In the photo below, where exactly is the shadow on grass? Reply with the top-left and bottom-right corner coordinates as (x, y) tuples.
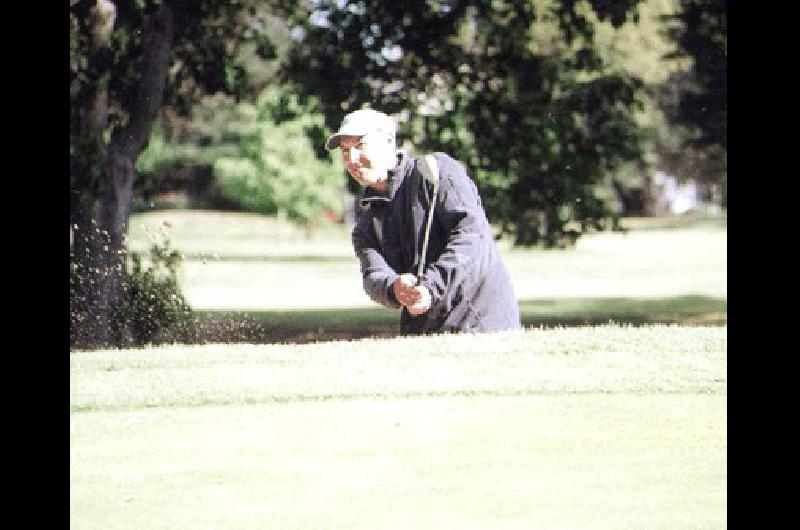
(518, 295), (727, 325)
(181, 254), (353, 263)
(188, 295), (726, 345)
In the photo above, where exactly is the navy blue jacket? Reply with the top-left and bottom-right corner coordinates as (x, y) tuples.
(352, 152), (521, 334)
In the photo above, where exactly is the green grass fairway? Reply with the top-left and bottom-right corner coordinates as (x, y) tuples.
(127, 211), (727, 312)
(71, 325), (727, 529)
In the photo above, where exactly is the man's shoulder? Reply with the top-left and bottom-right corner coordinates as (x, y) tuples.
(428, 152), (468, 179)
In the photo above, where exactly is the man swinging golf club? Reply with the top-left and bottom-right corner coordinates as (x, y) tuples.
(326, 108), (520, 335)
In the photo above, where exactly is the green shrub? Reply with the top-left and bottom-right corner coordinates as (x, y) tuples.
(212, 87), (347, 228)
(113, 237), (195, 347)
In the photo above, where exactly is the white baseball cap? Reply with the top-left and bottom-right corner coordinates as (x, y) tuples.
(325, 108), (397, 150)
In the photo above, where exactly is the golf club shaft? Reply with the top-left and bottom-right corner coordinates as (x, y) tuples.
(417, 188), (438, 282)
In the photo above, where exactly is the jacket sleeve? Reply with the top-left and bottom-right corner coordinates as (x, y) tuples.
(419, 154), (490, 312)
(352, 211), (401, 309)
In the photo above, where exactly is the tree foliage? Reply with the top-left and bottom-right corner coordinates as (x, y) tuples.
(664, 0), (726, 150)
(136, 87), (347, 227)
(211, 88), (347, 226)
(655, 0), (726, 205)
(286, 0), (647, 246)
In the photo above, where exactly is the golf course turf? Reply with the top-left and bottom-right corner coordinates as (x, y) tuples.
(71, 325), (726, 529)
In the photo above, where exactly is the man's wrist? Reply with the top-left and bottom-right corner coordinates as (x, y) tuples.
(386, 273), (400, 306)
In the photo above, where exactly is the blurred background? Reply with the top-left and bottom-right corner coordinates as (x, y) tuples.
(69, 0), (726, 349)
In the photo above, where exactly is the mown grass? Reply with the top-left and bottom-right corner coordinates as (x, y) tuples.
(71, 325), (726, 412)
(71, 325), (726, 529)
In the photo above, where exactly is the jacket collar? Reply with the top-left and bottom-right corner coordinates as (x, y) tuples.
(359, 151), (412, 209)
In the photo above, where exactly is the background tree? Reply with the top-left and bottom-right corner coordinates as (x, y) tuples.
(664, 0), (726, 149)
(286, 0), (648, 246)
(659, 0), (726, 205)
(69, 0), (292, 348)
(574, 0), (711, 216)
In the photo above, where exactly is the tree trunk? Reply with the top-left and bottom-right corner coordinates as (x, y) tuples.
(71, 3), (175, 348)
(640, 164), (656, 217)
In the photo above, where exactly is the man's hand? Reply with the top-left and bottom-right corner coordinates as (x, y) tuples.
(393, 273), (420, 307)
(406, 284), (432, 315)
(393, 273), (432, 315)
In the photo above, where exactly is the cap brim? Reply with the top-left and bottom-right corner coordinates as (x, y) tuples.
(325, 127), (369, 150)
(325, 134), (345, 151)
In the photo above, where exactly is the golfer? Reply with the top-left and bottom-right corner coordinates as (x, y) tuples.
(326, 108), (521, 335)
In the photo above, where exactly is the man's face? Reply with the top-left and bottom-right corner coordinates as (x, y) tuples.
(340, 133), (395, 187)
